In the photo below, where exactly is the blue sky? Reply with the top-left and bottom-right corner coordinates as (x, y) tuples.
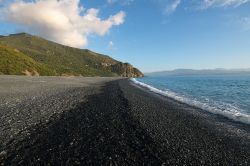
(0, 0), (250, 72)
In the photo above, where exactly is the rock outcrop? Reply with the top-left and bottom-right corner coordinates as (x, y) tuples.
(111, 63), (144, 77)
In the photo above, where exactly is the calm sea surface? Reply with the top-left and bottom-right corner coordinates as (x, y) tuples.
(134, 74), (250, 124)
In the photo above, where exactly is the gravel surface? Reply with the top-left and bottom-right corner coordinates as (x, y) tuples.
(0, 76), (118, 164)
(0, 76), (250, 165)
(120, 79), (250, 165)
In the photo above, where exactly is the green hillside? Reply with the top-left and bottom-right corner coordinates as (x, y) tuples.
(0, 33), (143, 77)
(0, 44), (56, 76)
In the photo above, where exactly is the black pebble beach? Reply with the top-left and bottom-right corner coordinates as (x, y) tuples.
(0, 76), (250, 165)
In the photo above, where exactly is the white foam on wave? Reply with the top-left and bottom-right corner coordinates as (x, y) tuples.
(131, 78), (250, 125)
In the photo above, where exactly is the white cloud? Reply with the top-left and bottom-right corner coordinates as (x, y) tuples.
(108, 41), (114, 49)
(107, 0), (118, 4)
(164, 0), (181, 15)
(107, 0), (134, 5)
(2, 0), (125, 48)
(241, 17), (250, 30)
(199, 0), (249, 9)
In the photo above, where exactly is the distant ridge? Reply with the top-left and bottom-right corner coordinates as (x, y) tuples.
(146, 69), (250, 76)
(0, 33), (143, 77)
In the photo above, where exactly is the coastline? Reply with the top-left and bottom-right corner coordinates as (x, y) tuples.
(131, 78), (250, 125)
(1, 76), (250, 165)
(122, 79), (250, 164)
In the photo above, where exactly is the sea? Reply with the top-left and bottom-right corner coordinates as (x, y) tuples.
(132, 74), (250, 124)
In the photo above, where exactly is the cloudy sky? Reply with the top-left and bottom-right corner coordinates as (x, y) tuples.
(0, 0), (250, 72)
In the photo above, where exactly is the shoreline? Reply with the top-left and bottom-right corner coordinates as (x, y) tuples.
(128, 79), (250, 136)
(1, 77), (250, 164)
(121, 79), (250, 164)
(131, 78), (250, 125)
(130, 79), (250, 131)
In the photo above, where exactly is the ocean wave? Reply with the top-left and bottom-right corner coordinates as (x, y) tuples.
(131, 78), (250, 125)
